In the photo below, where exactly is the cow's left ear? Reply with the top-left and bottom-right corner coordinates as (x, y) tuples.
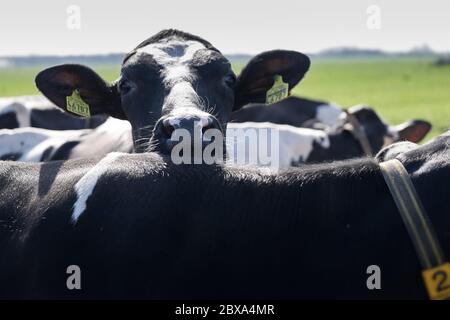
(35, 64), (125, 119)
(233, 50), (310, 110)
(394, 120), (432, 143)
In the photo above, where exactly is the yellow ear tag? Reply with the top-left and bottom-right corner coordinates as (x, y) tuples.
(266, 75), (289, 104)
(422, 263), (450, 300)
(66, 89), (91, 117)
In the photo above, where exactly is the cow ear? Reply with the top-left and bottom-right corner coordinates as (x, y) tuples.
(233, 50), (310, 110)
(35, 64), (125, 119)
(395, 120), (432, 143)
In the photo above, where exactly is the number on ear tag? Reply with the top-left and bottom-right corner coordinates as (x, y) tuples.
(422, 263), (450, 300)
(266, 75), (289, 104)
(66, 89), (91, 117)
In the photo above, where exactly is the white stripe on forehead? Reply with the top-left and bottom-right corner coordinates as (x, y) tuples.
(136, 37), (207, 111)
(164, 82), (201, 109)
(136, 38), (206, 85)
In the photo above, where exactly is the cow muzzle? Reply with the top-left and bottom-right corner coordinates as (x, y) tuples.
(152, 113), (224, 159)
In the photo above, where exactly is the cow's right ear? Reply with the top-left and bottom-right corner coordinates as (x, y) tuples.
(233, 50), (310, 111)
(35, 64), (125, 119)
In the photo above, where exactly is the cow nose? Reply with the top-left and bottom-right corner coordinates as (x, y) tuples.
(161, 119), (176, 138)
(161, 116), (220, 138)
(153, 114), (223, 153)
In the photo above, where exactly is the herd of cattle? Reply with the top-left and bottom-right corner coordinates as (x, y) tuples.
(0, 95), (431, 166)
(0, 29), (448, 299)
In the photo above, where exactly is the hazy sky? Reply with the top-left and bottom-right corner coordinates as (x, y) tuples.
(1, 0), (449, 56)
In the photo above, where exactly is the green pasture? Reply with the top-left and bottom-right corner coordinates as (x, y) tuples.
(0, 58), (449, 140)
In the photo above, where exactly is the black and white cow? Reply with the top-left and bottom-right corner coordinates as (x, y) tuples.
(1, 130), (450, 299)
(35, 29), (310, 155)
(231, 95), (343, 129)
(300, 105), (430, 162)
(0, 117), (132, 161)
(0, 96), (107, 130)
(229, 105), (431, 167)
(231, 96), (432, 148)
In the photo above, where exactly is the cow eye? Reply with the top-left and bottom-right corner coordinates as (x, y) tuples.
(119, 79), (133, 95)
(224, 74), (236, 88)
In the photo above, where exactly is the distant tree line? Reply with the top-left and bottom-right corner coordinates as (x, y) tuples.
(1, 46), (449, 68)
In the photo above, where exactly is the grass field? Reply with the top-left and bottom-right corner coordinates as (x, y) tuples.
(1, 58), (449, 140)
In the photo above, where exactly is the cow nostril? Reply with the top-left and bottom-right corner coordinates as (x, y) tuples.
(162, 122), (175, 138)
(202, 123), (215, 134)
(202, 117), (222, 134)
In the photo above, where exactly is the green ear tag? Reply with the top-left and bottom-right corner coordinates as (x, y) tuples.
(66, 89), (91, 117)
(266, 75), (289, 104)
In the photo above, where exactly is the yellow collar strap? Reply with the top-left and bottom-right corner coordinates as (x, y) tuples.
(380, 159), (450, 300)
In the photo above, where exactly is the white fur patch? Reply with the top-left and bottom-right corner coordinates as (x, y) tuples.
(95, 117), (131, 134)
(137, 39), (205, 83)
(226, 122), (330, 169)
(164, 82), (201, 110)
(315, 103), (344, 129)
(0, 127), (89, 162)
(0, 117), (131, 162)
(278, 125), (330, 166)
(0, 95), (53, 110)
(72, 152), (124, 223)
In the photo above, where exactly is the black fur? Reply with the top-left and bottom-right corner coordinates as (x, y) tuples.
(0, 112), (19, 129)
(231, 96), (329, 127)
(0, 132), (449, 299)
(30, 108), (107, 130)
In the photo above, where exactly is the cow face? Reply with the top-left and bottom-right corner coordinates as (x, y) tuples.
(35, 29), (310, 155)
(344, 105), (431, 152)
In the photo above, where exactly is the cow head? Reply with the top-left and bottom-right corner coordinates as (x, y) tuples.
(35, 29), (310, 156)
(343, 105), (431, 154)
